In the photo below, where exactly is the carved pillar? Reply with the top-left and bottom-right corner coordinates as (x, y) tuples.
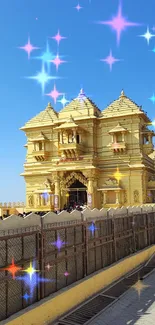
(122, 132), (125, 142)
(37, 194), (40, 207)
(41, 195), (44, 206)
(60, 132), (63, 144)
(87, 177), (95, 208)
(148, 134), (152, 144)
(73, 129), (77, 143)
(54, 176), (60, 210)
(103, 191), (107, 205)
(114, 134), (117, 143)
(111, 133), (114, 143)
(115, 191), (120, 205)
(34, 194), (37, 208)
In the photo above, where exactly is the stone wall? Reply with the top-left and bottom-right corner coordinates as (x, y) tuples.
(0, 204), (155, 232)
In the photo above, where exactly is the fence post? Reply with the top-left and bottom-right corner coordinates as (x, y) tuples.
(112, 217), (117, 262)
(146, 213), (150, 246)
(132, 214), (136, 252)
(83, 220), (88, 277)
(40, 217), (45, 299)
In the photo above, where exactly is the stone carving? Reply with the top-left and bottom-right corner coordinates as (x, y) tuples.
(28, 194), (34, 206)
(44, 178), (51, 188)
(124, 191), (127, 203)
(63, 172), (88, 187)
(104, 178), (118, 186)
(134, 190), (139, 203)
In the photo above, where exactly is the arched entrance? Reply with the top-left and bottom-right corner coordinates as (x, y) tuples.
(68, 179), (87, 207)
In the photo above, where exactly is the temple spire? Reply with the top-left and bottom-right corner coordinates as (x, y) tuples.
(78, 88), (86, 97)
(119, 89), (126, 98)
(46, 102), (52, 110)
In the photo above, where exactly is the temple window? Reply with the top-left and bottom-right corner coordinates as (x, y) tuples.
(68, 132), (73, 143)
(116, 133), (122, 143)
(143, 135), (149, 145)
(39, 142), (43, 150)
(76, 134), (80, 143)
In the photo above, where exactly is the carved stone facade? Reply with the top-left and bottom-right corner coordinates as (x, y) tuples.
(20, 90), (155, 211)
(133, 190), (139, 203)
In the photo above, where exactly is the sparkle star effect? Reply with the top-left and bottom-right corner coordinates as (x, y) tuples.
(64, 271), (70, 277)
(51, 30), (66, 46)
(35, 42), (55, 72)
(23, 261), (39, 281)
(51, 234), (66, 251)
(98, 3), (140, 45)
(101, 50), (120, 71)
(139, 27), (155, 45)
(88, 222), (98, 236)
(75, 4), (82, 11)
(16, 272), (52, 295)
(46, 84), (63, 104)
(132, 280), (149, 298)
(51, 54), (66, 71)
(58, 94), (70, 107)
(19, 37), (39, 59)
(1, 258), (22, 280)
(45, 263), (53, 271)
(149, 94), (155, 104)
(27, 64), (59, 95)
(22, 292), (32, 302)
(113, 167), (124, 183)
(152, 47), (155, 53)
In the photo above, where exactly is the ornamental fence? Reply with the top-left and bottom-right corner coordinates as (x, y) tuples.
(0, 210), (155, 321)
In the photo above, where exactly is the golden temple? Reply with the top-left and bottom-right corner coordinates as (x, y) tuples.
(20, 89), (155, 212)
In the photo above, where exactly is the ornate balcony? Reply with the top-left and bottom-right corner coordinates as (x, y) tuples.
(59, 142), (85, 157)
(110, 142), (126, 152)
(32, 150), (50, 161)
(142, 143), (154, 155)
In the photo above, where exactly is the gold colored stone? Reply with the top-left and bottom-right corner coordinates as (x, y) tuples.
(20, 90), (155, 211)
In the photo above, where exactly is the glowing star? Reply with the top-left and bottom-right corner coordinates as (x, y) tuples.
(51, 30), (66, 46)
(23, 292), (31, 301)
(139, 27), (155, 45)
(75, 4), (82, 11)
(35, 42), (55, 71)
(46, 84), (63, 104)
(113, 167), (124, 183)
(19, 37), (39, 59)
(64, 271), (70, 277)
(51, 234), (66, 251)
(101, 50), (120, 71)
(98, 3), (140, 45)
(151, 120), (155, 127)
(152, 47), (155, 53)
(45, 263), (53, 271)
(88, 222), (97, 236)
(27, 64), (59, 94)
(149, 94), (155, 104)
(2, 258), (22, 280)
(51, 54), (66, 71)
(23, 262), (39, 281)
(132, 280), (149, 298)
(58, 94), (69, 107)
(16, 273), (52, 296)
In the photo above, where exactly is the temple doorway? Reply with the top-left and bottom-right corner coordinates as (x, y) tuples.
(68, 180), (87, 207)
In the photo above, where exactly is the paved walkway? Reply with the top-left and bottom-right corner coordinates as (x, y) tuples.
(89, 271), (155, 325)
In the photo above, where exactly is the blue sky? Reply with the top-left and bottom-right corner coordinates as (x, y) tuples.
(1, 0), (155, 202)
